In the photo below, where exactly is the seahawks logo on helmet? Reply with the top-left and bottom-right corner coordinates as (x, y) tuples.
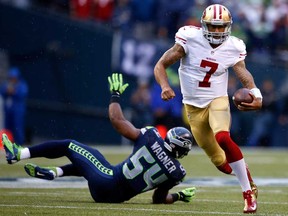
(164, 127), (194, 159)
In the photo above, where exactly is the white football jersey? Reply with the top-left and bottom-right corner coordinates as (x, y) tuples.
(175, 25), (247, 108)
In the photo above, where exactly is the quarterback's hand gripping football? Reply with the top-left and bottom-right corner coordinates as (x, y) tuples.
(178, 187), (196, 202)
(108, 73), (129, 95)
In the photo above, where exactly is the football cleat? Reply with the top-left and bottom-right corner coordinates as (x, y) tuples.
(243, 190), (257, 214)
(245, 164), (258, 198)
(24, 163), (56, 181)
(250, 181), (258, 199)
(2, 133), (23, 164)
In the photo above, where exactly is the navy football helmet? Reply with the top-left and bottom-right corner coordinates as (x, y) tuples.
(164, 127), (194, 159)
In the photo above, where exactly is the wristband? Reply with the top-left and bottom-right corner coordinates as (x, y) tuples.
(171, 193), (179, 202)
(110, 92), (120, 103)
(250, 88), (263, 100)
(178, 191), (185, 201)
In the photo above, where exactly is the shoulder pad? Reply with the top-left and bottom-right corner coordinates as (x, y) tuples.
(230, 36), (246, 53)
(140, 126), (155, 134)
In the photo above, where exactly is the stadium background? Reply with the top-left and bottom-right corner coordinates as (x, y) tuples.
(0, 1), (287, 146)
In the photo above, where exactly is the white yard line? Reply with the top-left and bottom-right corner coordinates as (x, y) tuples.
(0, 204), (287, 216)
(0, 177), (288, 188)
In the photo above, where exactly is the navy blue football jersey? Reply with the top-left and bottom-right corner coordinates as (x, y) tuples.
(51, 127), (187, 203)
(113, 127), (186, 201)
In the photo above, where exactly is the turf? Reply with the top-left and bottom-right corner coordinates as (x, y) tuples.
(0, 147), (288, 215)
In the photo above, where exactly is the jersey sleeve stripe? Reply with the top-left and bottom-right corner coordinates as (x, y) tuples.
(175, 36), (187, 44)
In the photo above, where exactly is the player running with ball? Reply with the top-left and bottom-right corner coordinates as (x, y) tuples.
(154, 4), (262, 214)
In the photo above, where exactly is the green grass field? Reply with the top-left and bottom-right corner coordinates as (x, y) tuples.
(0, 146), (288, 215)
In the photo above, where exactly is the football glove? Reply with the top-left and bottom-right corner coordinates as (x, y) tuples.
(177, 187), (196, 202)
(108, 73), (129, 95)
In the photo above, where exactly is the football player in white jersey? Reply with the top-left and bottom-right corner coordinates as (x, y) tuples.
(154, 4), (262, 214)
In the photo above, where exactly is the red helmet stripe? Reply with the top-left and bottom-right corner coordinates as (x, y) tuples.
(219, 5), (222, 19)
(213, 5), (217, 19)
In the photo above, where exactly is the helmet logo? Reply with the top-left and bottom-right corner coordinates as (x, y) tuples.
(164, 127), (194, 159)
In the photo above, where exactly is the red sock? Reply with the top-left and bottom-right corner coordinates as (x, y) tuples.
(215, 131), (243, 163)
(216, 161), (233, 174)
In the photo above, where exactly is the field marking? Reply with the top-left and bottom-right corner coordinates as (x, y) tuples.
(0, 204), (287, 216)
(1, 176), (288, 188)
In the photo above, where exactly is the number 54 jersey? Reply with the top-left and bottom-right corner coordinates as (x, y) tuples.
(175, 25), (247, 108)
(115, 127), (186, 201)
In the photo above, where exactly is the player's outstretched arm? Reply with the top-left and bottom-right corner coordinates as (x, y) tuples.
(152, 187), (196, 204)
(108, 73), (140, 141)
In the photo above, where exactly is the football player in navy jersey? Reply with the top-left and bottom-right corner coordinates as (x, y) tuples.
(3, 73), (196, 204)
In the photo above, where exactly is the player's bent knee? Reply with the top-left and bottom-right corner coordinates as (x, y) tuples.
(211, 154), (226, 167)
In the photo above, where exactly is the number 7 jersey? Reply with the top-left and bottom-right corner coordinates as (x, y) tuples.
(175, 25), (247, 108)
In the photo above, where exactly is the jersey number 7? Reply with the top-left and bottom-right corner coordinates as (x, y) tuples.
(199, 60), (219, 87)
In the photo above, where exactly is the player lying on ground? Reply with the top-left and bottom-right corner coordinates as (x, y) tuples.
(3, 73), (196, 204)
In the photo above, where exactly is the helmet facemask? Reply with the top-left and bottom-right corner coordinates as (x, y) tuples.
(201, 4), (233, 45)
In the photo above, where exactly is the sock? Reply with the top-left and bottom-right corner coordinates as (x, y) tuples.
(216, 161), (234, 175)
(19, 148), (31, 160)
(229, 159), (251, 192)
(215, 131), (243, 162)
(56, 167), (64, 177)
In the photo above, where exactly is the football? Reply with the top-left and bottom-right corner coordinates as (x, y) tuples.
(232, 88), (253, 107)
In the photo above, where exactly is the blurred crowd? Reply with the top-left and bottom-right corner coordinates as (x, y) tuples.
(128, 68), (288, 147)
(1, 0), (288, 147)
(2, 0), (288, 60)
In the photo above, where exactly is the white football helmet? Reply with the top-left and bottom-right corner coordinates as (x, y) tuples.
(201, 4), (233, 44)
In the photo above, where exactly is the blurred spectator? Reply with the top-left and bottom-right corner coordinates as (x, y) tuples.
(274, 93), (288, 147)
(264, 0), (288, 55)
(0, 67), (28, 145)
(185, 0), (204, 27)
(150, 68), (184, 132)
(92, 0), (114, 23)
(130, 78), (153, 128)
(247, 79), (278, 147)
(70, 0), (93, 20)
(130, 0), (158, 39)
(272, 72), (288, 147)
(238, 1), (270, 53)
(157, 0), (193, 40)
(32, 0), (69, 13)
(111, 0), (132, 32)
(70, 0), (114, 22)
(0, 0), (31, 8)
